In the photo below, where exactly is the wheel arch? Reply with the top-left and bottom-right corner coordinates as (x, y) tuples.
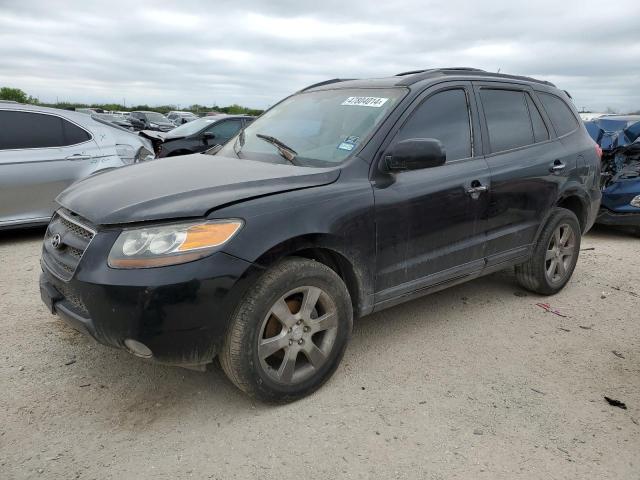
(252, 234), (371, 318)
(556, 190), (589, 232)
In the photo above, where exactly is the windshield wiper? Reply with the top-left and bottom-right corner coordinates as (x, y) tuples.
(256, 133), (298, 165)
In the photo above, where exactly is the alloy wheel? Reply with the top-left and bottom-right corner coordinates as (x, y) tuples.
(545, 223), (576, 284)
(258, 286), (338, 385)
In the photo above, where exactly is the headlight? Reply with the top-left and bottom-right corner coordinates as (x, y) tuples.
(631, 195), (640, 208)
(108, 220), (243, 268)
(134, 146), (155, 163)
(115, 144), (135, 164)
(149, 122), (159, 128)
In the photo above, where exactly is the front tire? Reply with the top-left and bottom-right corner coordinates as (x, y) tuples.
(515, 207), (581, 295)
(220, 257), (353, 403)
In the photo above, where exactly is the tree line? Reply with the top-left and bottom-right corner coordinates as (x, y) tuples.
(0, 87), (264, 116)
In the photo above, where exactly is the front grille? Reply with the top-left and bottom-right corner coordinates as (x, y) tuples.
(42, 209), (96, 282)
(49, 275), (90, 317)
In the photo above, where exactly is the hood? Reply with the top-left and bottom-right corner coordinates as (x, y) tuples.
(139, 130), (186, 142)
(56, 154), (340, 225)
(139, 130), (170, 141)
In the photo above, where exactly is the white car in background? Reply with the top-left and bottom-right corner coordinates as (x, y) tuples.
(0, 104), (154, 229)
(579, 112), (607, 121)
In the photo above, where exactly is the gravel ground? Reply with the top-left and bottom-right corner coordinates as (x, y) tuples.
(1, 226), (638, 480)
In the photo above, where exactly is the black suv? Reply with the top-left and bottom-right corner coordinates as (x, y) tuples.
(40, 68), (601, 402)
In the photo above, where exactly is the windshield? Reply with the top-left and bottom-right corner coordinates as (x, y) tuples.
(145, 112), (171, 123)
(169, 117), (219, 137)
(217, 88), (406, 166)
(95, 113), (127, 122)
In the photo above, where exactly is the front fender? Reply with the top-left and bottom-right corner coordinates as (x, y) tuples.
(214, 178), (376, 314)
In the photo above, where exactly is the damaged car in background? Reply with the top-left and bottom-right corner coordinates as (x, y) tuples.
(584, 115), (640, 235)
(129, 111), (176, 132)
(139, 115), (253, 157)
(0, 104), (154, 230)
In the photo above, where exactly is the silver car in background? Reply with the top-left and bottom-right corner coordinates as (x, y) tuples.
(0, 103), (154, 229)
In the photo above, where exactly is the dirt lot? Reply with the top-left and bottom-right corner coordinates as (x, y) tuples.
(0, 226), (638, 479)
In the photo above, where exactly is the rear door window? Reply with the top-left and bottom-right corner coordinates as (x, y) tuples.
(0, 110), (90, 150)
(525, 94), (549, 143)
(537, 92), (579, 136)
(480, 89), (534, 153)
(396, 88), (472, 161)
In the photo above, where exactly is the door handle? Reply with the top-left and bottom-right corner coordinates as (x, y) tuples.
(466, 184), (488, 195)
(549, 160), (566, 173)
(66, 154), (91, 161)
(467, 185), (489, 194)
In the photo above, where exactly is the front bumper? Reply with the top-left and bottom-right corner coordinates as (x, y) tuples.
(40, 249), (260, 368)
(596, 207), (640, 228)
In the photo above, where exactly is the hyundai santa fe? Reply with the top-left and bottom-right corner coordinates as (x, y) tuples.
(39, 68), (602, 402)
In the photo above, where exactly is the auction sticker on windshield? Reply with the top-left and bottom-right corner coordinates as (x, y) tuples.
(341, 97), (389, 108)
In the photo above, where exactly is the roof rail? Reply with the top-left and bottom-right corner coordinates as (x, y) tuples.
(299, 78), (353, 92)
(395, 67), (485, 77)
(395, 68), (555, 87)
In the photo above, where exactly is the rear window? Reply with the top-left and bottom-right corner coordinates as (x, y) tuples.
(480, 89), (534, 152)
(0, 110), (91, 150)
(538, 92), (579, 136)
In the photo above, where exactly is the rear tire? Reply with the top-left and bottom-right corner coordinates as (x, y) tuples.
(220, 257), (353, 403)
(515, 207), (581, 295)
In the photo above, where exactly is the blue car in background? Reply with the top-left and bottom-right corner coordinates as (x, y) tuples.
(584, 115), (640, 236)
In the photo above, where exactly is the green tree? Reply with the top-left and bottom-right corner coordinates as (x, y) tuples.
(0, 87), (29, 103)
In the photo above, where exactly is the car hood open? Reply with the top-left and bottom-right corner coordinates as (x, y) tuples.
(56, 153), (340, 225)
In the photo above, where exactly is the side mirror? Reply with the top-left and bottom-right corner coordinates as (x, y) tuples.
(382, 138), (446, 172)
(203, 132), (216, 141)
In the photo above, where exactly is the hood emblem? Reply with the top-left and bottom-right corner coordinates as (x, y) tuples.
(51, 233), (63, 250)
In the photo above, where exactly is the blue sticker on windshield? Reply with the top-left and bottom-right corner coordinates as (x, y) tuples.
(338, 136), (359, 151)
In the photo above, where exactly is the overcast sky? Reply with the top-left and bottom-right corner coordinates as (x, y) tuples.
(1, 0), (639, 111)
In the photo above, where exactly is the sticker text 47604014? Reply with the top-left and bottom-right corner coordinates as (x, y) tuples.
(341, 97), (389, 108)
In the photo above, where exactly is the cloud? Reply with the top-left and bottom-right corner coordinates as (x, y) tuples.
(0, 0), (638, 111)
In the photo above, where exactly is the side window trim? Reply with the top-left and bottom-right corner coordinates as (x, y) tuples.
(524, 92), (550, 142)
(394, 85), (476, 162)
(526, 89), (556, 140)
(0, 109), (93, 151)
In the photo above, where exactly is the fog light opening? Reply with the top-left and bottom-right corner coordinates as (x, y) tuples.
(124, 339), (153, 358)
